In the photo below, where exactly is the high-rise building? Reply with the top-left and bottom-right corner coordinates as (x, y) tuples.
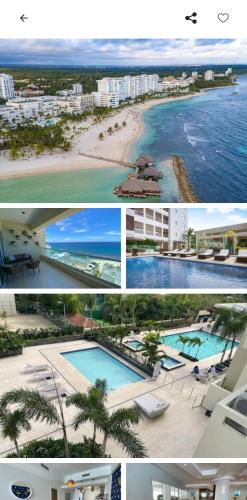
(204, 70), (214, 81)
(72, 83), (83, 95)
(126, 208), (188, 250)
(0, 74), (15, 100)
(96, 74), (159, 105)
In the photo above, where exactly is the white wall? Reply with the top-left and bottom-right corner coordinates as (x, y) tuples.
(229, 485), (247, 500)
(0, 220), (45, 259)
(0, 464), (62, 500)
(126, 464), (184, 500)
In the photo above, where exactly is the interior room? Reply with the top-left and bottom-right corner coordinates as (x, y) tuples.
(0, 462), (121, 500)
(126, 463), (247, 500)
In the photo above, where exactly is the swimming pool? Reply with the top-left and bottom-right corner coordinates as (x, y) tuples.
(160, 330), (239, 360)
(161, 355), (185, 370)
(62, 347), (144, 390)
(123, 340), (144, 351)
(126, 257), (247, 288)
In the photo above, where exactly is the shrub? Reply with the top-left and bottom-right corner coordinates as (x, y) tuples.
(0, 330), (23, 354)
(7, 437), (104, 458)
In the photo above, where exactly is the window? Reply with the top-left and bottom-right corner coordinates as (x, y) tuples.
(152, 481), (164, 500)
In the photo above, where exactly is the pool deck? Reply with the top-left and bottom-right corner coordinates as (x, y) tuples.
(0, 322), (237, 458)
(126, 253), (247, 268)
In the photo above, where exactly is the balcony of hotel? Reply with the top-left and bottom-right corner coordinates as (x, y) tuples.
(0, 209), (121, 289)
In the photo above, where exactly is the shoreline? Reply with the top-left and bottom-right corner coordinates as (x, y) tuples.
(0, 93), (196, 181)
(170, 155), (199, 203)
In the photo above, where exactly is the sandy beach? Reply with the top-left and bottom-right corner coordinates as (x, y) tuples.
(0, 94), (195, 180)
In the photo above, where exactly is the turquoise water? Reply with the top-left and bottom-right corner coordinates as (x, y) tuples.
(50, 241), (121, 260)
(160, 330), (239, 360)
(62, 347), (144, 390)
(125, 340), (144, 351)
(162, 355), (183, 369)
(2, 76), (247, 202)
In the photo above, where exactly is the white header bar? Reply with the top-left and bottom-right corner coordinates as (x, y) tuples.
(0, 0), (245, 38)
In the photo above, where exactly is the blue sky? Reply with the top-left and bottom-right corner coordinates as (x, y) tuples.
(188, 208), (247, 230)
(46, 209), (121, 242)
(1, 39), (247, 65)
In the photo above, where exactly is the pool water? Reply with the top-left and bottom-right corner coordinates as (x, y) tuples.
(126, 257), (247, 288)
(62, 347), (144, 390)
(162, 355), (184, 370)
(124, 340), (144, 351)
(160, 330), (239, 360)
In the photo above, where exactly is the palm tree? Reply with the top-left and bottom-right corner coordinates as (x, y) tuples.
(176, 334), (189, 353)
(193, 337), (204, 359)
(85, 295), (96, 332)
(66, 379), (107, 451)
(0, 408), (31, 457)
(100, 406), (147, 458)
(182, 227), (195, 250)
(212, 307), (247, 361)
(0, 381), (70, 457)
(141, 332), (164, 369)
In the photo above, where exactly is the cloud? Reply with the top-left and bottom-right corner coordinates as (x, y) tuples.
(227, 214), (247, 224)
(1, 39), (247, 65)
(105, 231), (121, 235)
(74, 229), (88, 233)
(206, 208), (235, 214)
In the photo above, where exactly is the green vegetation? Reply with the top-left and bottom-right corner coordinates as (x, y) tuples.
(0, 378), (146, 458)
(3, 122), (71, 159)
(212, 307), (247, 361)
(7, 437), (103, 458)
(0, 330), (23, 355)
(182, 227), (196, 249)
(141, 332), (164, 369)
(0, 97), (6, 105)
(175, 334), (204, 361)
(190, 77), (235, 92)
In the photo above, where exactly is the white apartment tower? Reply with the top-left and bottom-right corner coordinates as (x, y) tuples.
(204, 70), (214, 81)
(0, 74), (15, 100)
(126, 208), (188, 250)
(96, 74), (159, 106)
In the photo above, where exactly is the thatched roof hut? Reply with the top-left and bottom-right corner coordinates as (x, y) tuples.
(141, 166), (159, 180)
(114, 179), (160, 198)
(135, 155), (154, 168)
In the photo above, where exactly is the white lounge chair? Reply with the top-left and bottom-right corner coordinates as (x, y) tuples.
(236, 249), (247, 263)
(214, 249), (230, 261)
(180, 248), (196, 257)
(169, 249), (181, 256)
(39, 386), (67, 400)
(30, 370), (59, 382)
(134, 393), (170, 418)
(22, 363), (50, 374)
(198, 249), (214, 259)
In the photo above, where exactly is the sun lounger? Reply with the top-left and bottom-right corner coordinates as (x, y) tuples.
(214, 249), (230, 261)
(169, 249), (181, 256)
(236, 249), (247, 263)
(22, 363), (50, 374)
(180, 248), (196, 257)
(198, 249), (214, 259)
(134, 393), (170, 418)
(36, 382), (63, 392)
(39, 386), (67, 400)
(31, 370), (59, 381)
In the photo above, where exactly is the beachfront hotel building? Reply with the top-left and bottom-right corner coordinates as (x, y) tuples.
(96, 74), (160, 103)
(204, 70), (214, 81)
(126, 208), (188, 250)
(0, 74), (15, 100)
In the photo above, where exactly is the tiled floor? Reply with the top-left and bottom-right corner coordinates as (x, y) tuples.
(4, 260), (90, 289)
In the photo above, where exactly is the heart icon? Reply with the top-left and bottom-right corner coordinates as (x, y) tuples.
(218, 12), (229, 23)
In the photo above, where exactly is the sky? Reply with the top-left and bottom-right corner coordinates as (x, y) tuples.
(1, 39), (247, 66)
(188, 208), (247, 231)
(46, 208), (121, 243)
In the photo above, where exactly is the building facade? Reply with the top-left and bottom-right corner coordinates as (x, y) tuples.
(126, 208), (188, 250)
(0, 74), (15, 100)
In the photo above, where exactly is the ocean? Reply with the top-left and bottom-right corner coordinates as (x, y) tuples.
(0, 75), (247, 202)
(48, 241), (121, 261)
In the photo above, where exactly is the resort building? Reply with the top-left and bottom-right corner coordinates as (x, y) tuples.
(0, 73), (15, 100)
(204, 70), (214, 81)
(126, 208), (188, 250)
(0, 463), (121, 500)
(92, 91), (119, 108)
(195, 222), (247, 253)
(127, 463), (247, 500)
(96, 74), (160, 103)
(0, 208), (121, 288)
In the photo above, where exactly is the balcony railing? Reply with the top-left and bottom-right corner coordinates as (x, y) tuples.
(40, 247), (121, 286)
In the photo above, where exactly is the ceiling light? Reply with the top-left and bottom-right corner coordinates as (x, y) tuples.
(66, 479), (75, 488)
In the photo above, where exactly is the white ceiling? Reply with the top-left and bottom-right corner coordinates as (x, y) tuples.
(0, 208), (43, 224)
(156, 464), (247, 487)
(12, 463), (115, 482)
